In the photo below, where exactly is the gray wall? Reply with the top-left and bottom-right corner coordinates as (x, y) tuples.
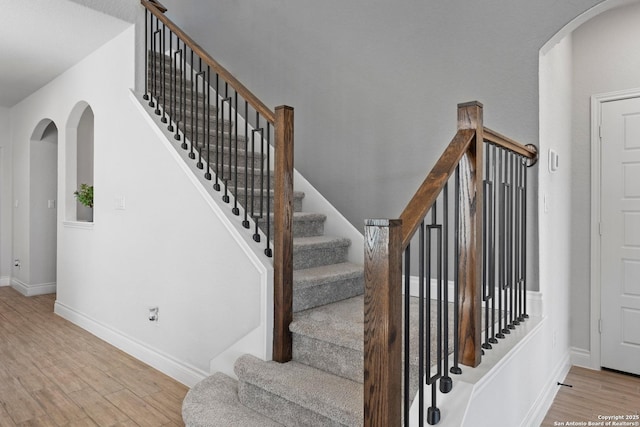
(29, 122), (58, 286)
(158, 0), (607, 290)
(570, 1), (640, 351)
(77, 107), (95, 222)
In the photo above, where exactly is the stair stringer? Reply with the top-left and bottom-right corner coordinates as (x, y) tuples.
(130, 90), (274, 379)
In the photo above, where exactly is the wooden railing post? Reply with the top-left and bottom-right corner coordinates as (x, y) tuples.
(456, 101), (484, 367)
(273, 105), (294, 363)
(364, 219), (403, 427)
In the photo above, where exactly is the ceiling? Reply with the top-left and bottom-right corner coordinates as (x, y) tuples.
(0, 0), (133, 108)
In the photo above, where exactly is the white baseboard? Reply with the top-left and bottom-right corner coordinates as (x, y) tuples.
(11, 279), (57, 296)
(0, 276), (10, 287)
(521, 351), (571, 427)
(570, 347), (593, 369)
(54, 301), (208, 387)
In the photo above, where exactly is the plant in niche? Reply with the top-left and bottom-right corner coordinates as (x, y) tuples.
(74, 184), (94, 208)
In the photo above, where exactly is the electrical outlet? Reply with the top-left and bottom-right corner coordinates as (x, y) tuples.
(13, 259), (21, 269)
(148, 307), (159, 322)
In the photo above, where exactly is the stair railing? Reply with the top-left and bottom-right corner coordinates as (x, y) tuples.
(141, 1), (294, 362)
(363, 102), (538, 426)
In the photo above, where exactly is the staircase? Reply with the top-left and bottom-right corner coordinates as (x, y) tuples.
(146, 53), (367, 426)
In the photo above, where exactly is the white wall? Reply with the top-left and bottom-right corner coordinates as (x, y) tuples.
(569, 0), (640, 353)
(10, 26), (273, 386)
(0, 106), (10, 286)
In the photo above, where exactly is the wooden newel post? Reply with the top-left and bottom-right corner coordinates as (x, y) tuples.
(456, 101), (484, 367)
(273, 105), (294, 363)
(363, 219), (403, 427)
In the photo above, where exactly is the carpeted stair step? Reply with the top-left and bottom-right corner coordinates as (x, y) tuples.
(291, 296), (363, 383)
(233, 188), (305, 213)
(293, 262), (363, 312)
(182, 373), (283, 427)
(179, 119), (233, 135)
(292, 236), (350, 270)
(235, 354), (362, 427)
(258, 212), (326, 238)
(163, 103), (220, 122)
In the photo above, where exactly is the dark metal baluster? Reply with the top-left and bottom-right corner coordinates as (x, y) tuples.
(508, 152), (516, 330)
(160, 22), (167, 124)
(513, 153), (522, 325)
(167, 31), (175, 132)
(153, 22), (161, 115)
(222, 84), (231, 203)
(426, 207), (441, 425)
(522, 155), (529, 319)
(213, 74), (221, 190)
(196, 60), (205, 169)
(149, 17), (157, 108)
(489, 144), (498, 345)
(450, 165), (462, 375)
(252, 114), (263, 243)
(205, 66), (212, 180)
(180, 42), (187, 148)
(418, 221), (425, 427)
(143, 9), (149, 101)
(232, 91), (240, 215)
(242, 101), (250, 229)
(188, 50), (196, 159)
(404, 245), (411, 427)
(482, 144), (492, 350)
(441, 182), (452, 393)
(497, 148), (507, 338)
(264, 122), (272, 257)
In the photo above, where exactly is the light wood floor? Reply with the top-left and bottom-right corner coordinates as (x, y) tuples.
(542, 365), (640, 426)
(0, 287), (188, 426)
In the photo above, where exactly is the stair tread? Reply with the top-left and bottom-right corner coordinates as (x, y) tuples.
(293, 262), (362, 288)
(291, 295), (363, 352)
(293, 235), (351, 250)
(235, 354), (362, 426)
(183, 373), (283, 427)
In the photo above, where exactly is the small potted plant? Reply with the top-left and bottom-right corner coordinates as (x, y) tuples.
(74, 184), (94, 221)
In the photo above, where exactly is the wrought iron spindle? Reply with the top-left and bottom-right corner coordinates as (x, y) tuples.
(450, 165), (462, 375)
(143, 9), (149, 101)
(232, 91), (240, 215)
(403, 245), (411, 427)
(204, 66), (212, 180)
(242, 100), (250, 229)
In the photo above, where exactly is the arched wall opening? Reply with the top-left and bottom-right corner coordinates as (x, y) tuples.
(29, 119), (58, 294)
(539, 0), (640, 370)
(66, 102), (95, 222)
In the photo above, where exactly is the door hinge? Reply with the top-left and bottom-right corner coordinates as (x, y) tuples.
(599, 318), (603, 334)
(599, 222), (602, 236)
(599, 125), (602, 140)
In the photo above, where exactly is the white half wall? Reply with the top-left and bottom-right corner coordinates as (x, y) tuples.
(10, 26), (273, 386)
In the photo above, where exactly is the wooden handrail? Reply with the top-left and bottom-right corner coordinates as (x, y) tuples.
(146, 0), (167, 13)
(399, 129), (475, 248)
(484, 126), (537, 160)
(141, 0), (276, 124)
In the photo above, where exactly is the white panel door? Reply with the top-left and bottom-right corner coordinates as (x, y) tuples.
(601, 96), (640, 375)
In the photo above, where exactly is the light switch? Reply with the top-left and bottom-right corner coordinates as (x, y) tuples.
(549, 149), (559, 172)
(48, 200), (56, 209)
(115, 196), (126, 210)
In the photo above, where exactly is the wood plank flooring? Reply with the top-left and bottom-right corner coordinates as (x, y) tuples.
(542, 365), (640, 426)
(0, 287), (188, 426)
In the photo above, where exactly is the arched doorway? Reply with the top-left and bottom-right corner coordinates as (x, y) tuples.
(539, 0), (640, 371)
(28, 119), (58, 295)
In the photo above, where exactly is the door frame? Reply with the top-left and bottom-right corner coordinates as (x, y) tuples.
(590, 87), (640, 370)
